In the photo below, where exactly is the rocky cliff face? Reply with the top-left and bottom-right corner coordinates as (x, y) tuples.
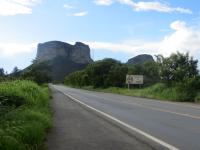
(127, 54), (154, 65)
(36, 41), (93, 64)
(35, 41), (93, 82)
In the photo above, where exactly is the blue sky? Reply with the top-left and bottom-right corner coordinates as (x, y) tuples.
(0, 0), (200, 72)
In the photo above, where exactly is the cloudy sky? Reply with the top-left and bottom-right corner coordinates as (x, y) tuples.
(0, 0), (200, 72)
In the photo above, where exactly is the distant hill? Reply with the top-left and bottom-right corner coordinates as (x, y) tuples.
(34, 41), (93, 82)
(19, 42), (155, 83)
(127, 54), (154, 65)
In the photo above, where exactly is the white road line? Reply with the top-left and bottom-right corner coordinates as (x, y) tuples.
(54, 86), (179, 150)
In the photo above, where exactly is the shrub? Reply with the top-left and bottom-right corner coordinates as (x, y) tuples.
(175, 77), (200, 102)
(0, 80), (51, 150)
(0, 80), (48, 107)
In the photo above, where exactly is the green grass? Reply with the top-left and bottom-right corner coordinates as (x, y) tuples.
(79, 83), (200, 102)
(0, 80), (51, 150)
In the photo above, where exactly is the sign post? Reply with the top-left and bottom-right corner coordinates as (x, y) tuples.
(126, 75), (144, 89)
(128, 82), (130, 90)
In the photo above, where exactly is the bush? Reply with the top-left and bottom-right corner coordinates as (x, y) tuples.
(137, 83), (178, 101)
(0, 80), (48, 107)
(175, 77), (200, 102)
(0, 80), (51, 150)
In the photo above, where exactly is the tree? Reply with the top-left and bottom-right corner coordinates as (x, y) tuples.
(21, 62), (52, 84)
(11, 66), (21, 78)
(0, 68), (5, 82)
(142, 61), (160, 85)
(155, 54), (164, 64)
(0, 68), (5, 77)
(85, 58), (121, 87)
(12, 66), (20, 74)
(160, 52), (198, 84)
(127, 61), (160, 86)
(65, 58), (125, 88)
(106, 64), (128, 87)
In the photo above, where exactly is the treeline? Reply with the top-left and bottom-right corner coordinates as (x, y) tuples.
(64, 52), (200, 102)
(64, 58), (160, 87)
(0, 62), (51, 85)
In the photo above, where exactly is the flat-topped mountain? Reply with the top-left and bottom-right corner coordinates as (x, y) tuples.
(127, 54), (154, 65)
(36, 41), (93, 64)
(35, 41), (93, 82)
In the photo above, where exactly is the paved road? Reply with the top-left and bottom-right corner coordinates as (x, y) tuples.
(46, 86), (157, 150)
(52, 85), (200, 150)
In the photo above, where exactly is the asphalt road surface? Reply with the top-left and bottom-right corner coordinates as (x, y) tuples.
(49, 85), (200, 150)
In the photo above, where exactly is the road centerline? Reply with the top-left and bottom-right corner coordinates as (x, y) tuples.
(124, 102), (200, 120)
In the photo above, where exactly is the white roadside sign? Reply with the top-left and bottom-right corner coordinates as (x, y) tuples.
(126, 75), (144, 85)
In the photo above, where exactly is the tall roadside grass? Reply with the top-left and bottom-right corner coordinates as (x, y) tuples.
(0, 80), (51, 150)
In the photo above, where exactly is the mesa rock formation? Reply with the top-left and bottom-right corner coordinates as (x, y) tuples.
(35, 41), (93, 82)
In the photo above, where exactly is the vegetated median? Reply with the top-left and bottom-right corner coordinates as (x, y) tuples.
(64, 52), (200, 103)
(0, 80), (52, 150)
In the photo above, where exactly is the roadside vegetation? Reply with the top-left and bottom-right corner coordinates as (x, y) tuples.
(0, 80), (51, 150)
(64, 52), (200, 102)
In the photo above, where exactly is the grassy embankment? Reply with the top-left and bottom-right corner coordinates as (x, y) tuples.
(0, 80), (51, 150)
(75, 83), (200, 103)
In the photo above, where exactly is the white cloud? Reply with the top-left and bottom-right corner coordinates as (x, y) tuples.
(72, 11), (88, 17)
(63, 3), (88, 17)
(63, 4), (75, 9)
(95, 0), (192, 14)
(12, 0), (41, 6)
(132, 1), (192, 14)
(0, 43), (37, 57)
(94, 0), (113, 6)
(0, 0), (41, 16)
(118, 0), (134, 6)
(86, 20), (200, 57)
(159, 20), (200, 55)
(86, 41), (161, 56)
